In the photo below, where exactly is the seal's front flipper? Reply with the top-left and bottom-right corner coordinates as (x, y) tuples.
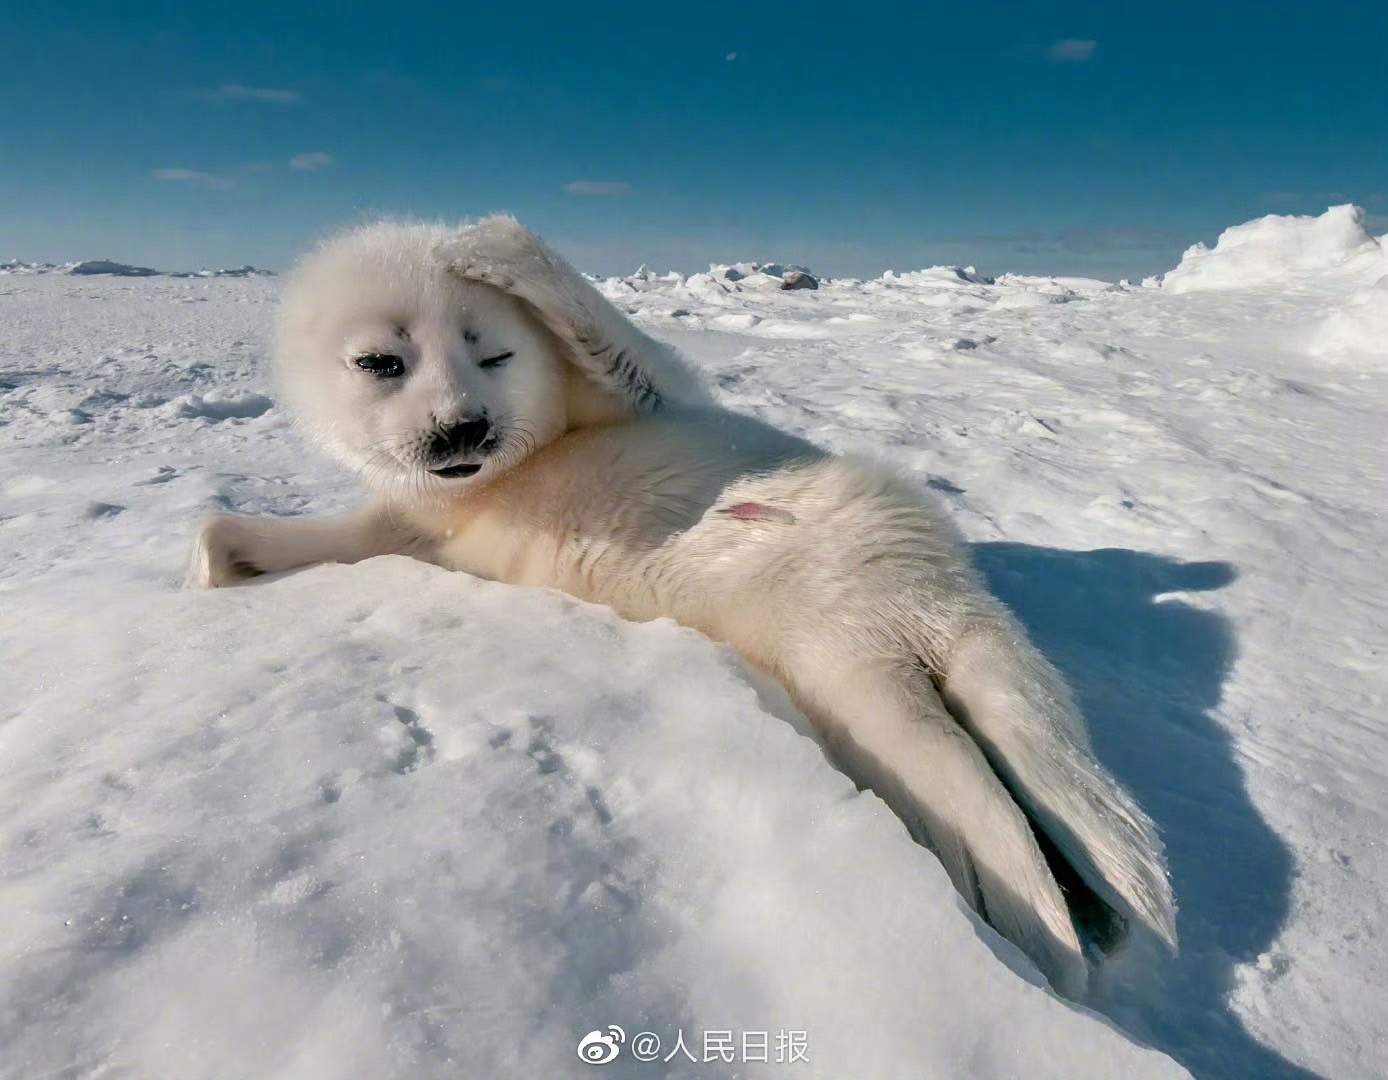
(187, 501), (424, 588)
(444, 217), (710, 416)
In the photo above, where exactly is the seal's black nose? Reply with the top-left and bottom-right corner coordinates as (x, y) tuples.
(432, 415), (491, 456)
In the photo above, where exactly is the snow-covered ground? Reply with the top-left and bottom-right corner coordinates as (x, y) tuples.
(1, 207), (1384, 1079)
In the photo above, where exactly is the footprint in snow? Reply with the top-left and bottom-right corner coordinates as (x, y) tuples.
(382, 699), (436, 774)
(132, 466), (179, 486)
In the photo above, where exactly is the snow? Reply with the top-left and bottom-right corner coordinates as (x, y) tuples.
(67, 259), (162, 277)
(1161, 205), (1387, 365)
(0, 260), (275, 278)
(165, 388), (275, 421)
(1312, 274), (1388, 359)
(3, 206), (1386, 1079)
(1162, 203), (1383, 294)
(1311, 238), (1388, 360)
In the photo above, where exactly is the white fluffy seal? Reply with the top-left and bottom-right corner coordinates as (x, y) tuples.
(189, 217), (1176, 996)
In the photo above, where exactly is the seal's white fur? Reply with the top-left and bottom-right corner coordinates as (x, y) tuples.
(190, 218), (1176, 996)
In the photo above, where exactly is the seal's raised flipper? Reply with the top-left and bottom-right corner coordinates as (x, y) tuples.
(443, 217), (710, 416)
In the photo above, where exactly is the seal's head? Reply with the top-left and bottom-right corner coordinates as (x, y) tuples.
(276, 216), (710, 500)
(276, 222), (574, 495)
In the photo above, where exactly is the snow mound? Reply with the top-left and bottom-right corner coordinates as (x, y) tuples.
(68, 259), (162, 277)
(664, 262), (822, 297)
(187, 265), (274, 278)
(1163, 205), (1383, 294)
(997, 273), (1117, 293)
(713, 261), (815, 282)
(0, 259), (64, 275)
(166, 389), (273, 420)
(1311, 260), (1388, 360)
(994, 290), (1077, 309)
(0, 260), (274, 278)
(882, 265), (994, 286)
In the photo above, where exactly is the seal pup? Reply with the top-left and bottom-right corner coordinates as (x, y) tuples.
(189, 217), (1176, 996)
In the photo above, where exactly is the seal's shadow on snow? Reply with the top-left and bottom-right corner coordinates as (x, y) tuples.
(973, 543), (1319, 1080)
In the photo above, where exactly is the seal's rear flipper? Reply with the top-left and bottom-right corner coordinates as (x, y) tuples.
(938, 621), (1178, 953)
(792, 656), (1090, 997)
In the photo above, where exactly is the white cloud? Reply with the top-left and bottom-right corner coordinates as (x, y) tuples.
(1046, 39), (1097, 62)
(726, 52), (737, 62)
(562, 181), (632, 196)
(151, 168), (236, 190)
(289, 152), (334, 171)
(201, 83), (302, 104)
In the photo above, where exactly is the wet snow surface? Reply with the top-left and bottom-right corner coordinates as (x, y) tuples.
(2, 208), (1384, 1079)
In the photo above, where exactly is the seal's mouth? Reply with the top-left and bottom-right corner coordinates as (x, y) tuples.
(428, 462), (483, 479)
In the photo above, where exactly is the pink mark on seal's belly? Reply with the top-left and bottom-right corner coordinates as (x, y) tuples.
(717, 502), (797, 525)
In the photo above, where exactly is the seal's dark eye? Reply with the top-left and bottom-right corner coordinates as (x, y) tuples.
(479, 351), (514, 370)
(354, 353), (404, 378)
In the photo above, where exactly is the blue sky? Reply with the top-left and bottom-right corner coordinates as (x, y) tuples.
(2, 2), (1384, 279)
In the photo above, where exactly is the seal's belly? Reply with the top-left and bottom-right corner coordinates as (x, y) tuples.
(419, 406), (959, 672)
(424, 411), (826, 640)
(432, 471), (786, 622)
